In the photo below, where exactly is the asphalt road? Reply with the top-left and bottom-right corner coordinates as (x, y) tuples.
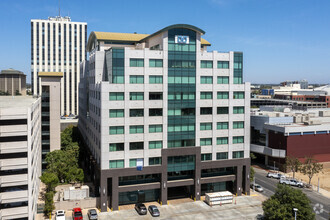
(254, 168), (330, 220)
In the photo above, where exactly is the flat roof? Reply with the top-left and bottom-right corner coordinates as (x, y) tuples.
(38, 72), (63, 77)
(0, 96), (39, 109)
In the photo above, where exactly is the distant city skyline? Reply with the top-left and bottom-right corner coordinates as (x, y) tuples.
(0, 0), (330, 84)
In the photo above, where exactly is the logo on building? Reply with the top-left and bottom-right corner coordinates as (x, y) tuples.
(175, 35), (189, 44)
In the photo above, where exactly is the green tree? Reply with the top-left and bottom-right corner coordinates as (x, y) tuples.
(262, 184), (315, 220)
(250, 166), (255, 182)
(40, 172), (59, 192)
(300, 156), (323, 185)
(286, 156), (301, 179)
(67, 167), (84, 184)
(44, 191), (55, 217)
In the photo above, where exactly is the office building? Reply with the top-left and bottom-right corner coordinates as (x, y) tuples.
(251, 107), (330, 171)
(0, 96), (41, 220)
(39, 72), (63, 170)
(79, 24), (250, 212)
(31, 16), (87, 115)
(0, 68), (27, 96)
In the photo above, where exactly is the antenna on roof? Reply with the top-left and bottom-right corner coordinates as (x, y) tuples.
(59, 0), (61, 17)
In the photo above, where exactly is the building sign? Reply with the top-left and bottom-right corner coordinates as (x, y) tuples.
(175, 35), (189, 44)
(137, 158), (143, 171)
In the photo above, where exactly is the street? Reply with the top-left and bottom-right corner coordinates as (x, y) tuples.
(254, 168), (330, 220)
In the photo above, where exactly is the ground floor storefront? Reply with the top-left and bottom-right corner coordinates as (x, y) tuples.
(95, 147), (250, 212)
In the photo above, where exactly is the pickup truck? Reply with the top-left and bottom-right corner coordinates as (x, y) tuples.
(266, 172), (282, 179)
(280, 178), (304, 188)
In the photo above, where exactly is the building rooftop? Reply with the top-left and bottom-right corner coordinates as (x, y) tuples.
(87, 24), (211, 51)
(1, 68), (25, 75)
(0, 96), (39, 109)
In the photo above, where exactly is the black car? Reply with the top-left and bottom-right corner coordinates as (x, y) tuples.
(135, 203), (147, 215)
(148, 205), (160, 217)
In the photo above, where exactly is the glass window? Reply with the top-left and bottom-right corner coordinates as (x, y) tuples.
(200, 123), (212, 130)
(109, 109), (124, 118)
(109, 143), (124, 152)
(168, 92), (195, 100)
(217, 76), (229, 84)
(201, 60), (213, 68)
(216, 152), (228, 160)
(201, 153), (212, 161)
(149, 59), (163, 67)
(233, 151), (244, 158)
(200, 107), (212, 115)
(233, 136), (244, 144)
(129, 109), (144, 117)
(200, 138), (212, 146)
(217, 107), (228, 114)
(109, 126), (124, 135)
(129, 125), (144, 134)
(233, 106), (244, 114)
(233, 92), (245, 99)
(200, 92), (213, 99)
(217, 137), (228, 145)
(217, 61), (229, 69)
(113, 76), (124, 84)
(129, 75), (144, 84)
(217, 92), (229, 99)
(149, 76), (163, 84)
(149, 157), (161, 165)
(129, 159), (137, 167)
(130, 58), (144, 67)
(129, 142), (144, 150)
(130, 92), (144, 100)
(217, 122), (228, 130)
(233, 121), (244, 129)
(149, 92), (163, 100)
(168, 124), (195, 132)
(149, 108), (163, 116)
(109, 92), (124, 100)
(149, 124), (163, 133)
(201, 76), (213, 84)
(109, 160), (124, 168)
(168, 76), (196, 84)
(149, 141), (163, 149)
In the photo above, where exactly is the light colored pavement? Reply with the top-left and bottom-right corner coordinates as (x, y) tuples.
(97, 195), (265, 220)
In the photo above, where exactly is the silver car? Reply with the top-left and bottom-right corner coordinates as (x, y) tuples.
(251, 183), (264, 192)
(88, 209), (98, 220)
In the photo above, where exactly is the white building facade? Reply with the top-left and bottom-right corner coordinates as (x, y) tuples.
(79, 24), (250, 212)
(31, 16), (87, 115)
(0, 96), (41, 220)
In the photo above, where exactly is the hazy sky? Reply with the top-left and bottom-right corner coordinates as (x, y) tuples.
(0, 0), (329, 84)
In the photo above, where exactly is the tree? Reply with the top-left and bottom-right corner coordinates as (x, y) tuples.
(40, 172), (59, 192)
(300, 156), (323, 185)
(67, 167), (84, 184)
(262, 184), (315, 220)
(44, 191), (55, 217)
(286, 156), (301, 179)
(250, 166), (255, 182)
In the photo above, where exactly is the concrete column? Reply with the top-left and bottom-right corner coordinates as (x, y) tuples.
(244, 164), (250, 195)
(265, 155), (268, 166)
(160, 155), (167, 205)
(194, 152), (201, 201)
(100, 173), (108, 212)
(111, 177), (119, 211)
(235, 165), (242, 196)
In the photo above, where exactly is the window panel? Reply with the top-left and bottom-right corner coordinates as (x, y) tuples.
(149, 125), (163, 133)
(200, 122), (212, 130)
(233, 151), (244, 158)
(109, 92), (124, 100)
(233, 121), (244, 129)
(149, 76), (163, 84)
(149, 59), (163, 67)
(216, 152), (228, 160)
(149, 108), (163, 116)
(201, 60), (213, 68)
(217, 76), (229, 84)
(200, 92), (213, 99)
(130, 58), (144, 67)
(109, 109), (124, 118)
(109, 143), (124, 152)
(129, 75), (144, 84)
(109, 160), (124, 168)
(217, 92), (229, 99)
(216, 137), (228, 145)
(217, 107), (229, 114)
(233, 92), (244, 99)
(109, 126), (124, 135)
(129, 125), (144, 134)
(217, 61), (229, 69)
(201, 153), (212, 161)
(129, 142), (144, 150)
(200, 138), (212, 146)
(149, 141), (163, 149)
(149, 157), (161, 165)
(233, 106), (244, 114)
(217, 122), (228, 130)
(201, 76), (213, 84)
(130, 92), (144, 100)
(129, 109), (144, 117)
(233, 136), (244, 144)
(200, 107), (212, 115)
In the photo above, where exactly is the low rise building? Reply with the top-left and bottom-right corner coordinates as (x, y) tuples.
(0, 96), (41, 220)
(251, 106), (330, 171)
(0, 68), (27, 96)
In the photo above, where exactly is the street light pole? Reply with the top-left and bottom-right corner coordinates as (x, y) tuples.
(293, 208), (298, 220)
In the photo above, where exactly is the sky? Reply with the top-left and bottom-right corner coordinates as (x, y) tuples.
(0, 0), (330, 84)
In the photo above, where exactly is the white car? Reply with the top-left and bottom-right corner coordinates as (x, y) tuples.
(55, 210), (65, 220)
(250, 183), (264, 192)
(266, 172), (282, 179)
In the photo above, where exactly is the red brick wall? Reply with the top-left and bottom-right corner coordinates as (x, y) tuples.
(268, 131), (330, 162)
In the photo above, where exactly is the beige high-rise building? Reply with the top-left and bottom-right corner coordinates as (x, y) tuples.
(0, 68), (27, 96)
(31, 16), (87, 115)
(0, 96), (41, 220)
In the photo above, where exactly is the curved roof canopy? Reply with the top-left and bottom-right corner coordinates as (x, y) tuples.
(87, 24), (210, 52)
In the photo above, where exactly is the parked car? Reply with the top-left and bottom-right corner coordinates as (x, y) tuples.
(266, 172), (282, 179)
(88, 209), (98, 220)
(148, 205), (160, 217)
(55, 210), (65, 220)
(250, 183), (264, 192)
(280, 178), (303, 188)
(72, 207), (83, 220)
(135, 203), (147, 215)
